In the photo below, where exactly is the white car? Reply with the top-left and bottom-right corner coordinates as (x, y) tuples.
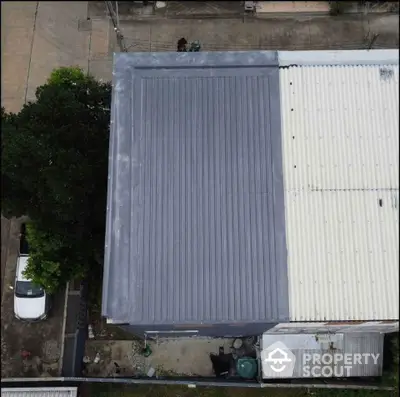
(14, 225), (50, 321)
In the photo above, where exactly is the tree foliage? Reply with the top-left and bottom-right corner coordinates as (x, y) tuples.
(329, 1), (355, 15)
(1, 67), (111, 291)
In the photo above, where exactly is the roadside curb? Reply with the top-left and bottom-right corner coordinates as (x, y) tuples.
(58, 282), (70, 375)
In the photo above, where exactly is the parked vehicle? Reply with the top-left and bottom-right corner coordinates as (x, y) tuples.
(13, 224), (50, 321)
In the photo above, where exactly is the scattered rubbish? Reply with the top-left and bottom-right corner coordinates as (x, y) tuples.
(141, 339), (152, 357)
(155, 1), (166, 9)
(147, 367), (155, 377)
(94, 352), (101, 364)
(177, 37), (188, 52)
(141, 345), (152, 357)
(188, 40), (201, 52)
(21, 350), (31, 359)
(99, 329), (107, 337)
(176, 38), (201, 52)
(233, 338), (243, 349)
(88, 325), (95, 339)
(82, 356), (91, 364)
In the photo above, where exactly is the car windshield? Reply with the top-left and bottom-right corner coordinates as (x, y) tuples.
(15, 281), (44, 298)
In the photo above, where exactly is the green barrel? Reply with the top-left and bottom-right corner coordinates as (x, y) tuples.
(236, 357), (257, 379)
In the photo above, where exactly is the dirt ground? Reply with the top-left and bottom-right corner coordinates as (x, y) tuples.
(1, 215), (11, 291)
(0, 217), (66, 378)
(84, 338), (235, 377)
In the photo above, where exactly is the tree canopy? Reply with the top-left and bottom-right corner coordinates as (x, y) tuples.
(1, 67), (111, 292)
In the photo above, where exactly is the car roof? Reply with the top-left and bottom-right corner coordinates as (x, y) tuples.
(16, 255), (30, 281)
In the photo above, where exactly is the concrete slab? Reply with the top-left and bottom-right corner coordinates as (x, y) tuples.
(26, 1), (90, 102)
(1, 1), (37, 112)
(88, 1), (107, 19)
(257, 1), (330, 14)
(115, 16), (378, 53)
(88, 59), (113, 82)
(162, 1), (242, 17)
(84, 338), (234, 377)
(367, 14), (399, 48)
(119, 21), (151, 52)
(90, 19), (113, 59)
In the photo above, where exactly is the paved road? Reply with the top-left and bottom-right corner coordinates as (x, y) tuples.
(1, 1), (92, 112)
(2, 2), (398, 114)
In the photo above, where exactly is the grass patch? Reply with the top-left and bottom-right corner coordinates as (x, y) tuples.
(82, 383), (307, 397)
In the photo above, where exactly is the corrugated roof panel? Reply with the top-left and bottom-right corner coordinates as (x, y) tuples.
(261, 332), (384, 378)
(103, 52), (289, 326)
(280, 64), (399, 321)
(1, 388), (77, 397)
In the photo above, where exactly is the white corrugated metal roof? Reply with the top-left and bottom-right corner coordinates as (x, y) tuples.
(280, 55), (399, 321)
(261, 332), (384, 378)
(1, 388), (77, 397)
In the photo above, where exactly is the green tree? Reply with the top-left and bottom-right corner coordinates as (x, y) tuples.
(329, 1), (355, 15)
(1, 67), (111, 291)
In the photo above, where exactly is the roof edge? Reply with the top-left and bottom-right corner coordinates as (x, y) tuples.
(113, 51), (279, 69)
(278, 49), (399, 66)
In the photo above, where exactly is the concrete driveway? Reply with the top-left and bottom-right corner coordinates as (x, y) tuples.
(1, 217), (66, 378)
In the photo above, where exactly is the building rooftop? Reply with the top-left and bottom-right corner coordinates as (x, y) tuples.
(279, 50), (399, 321)
(103, 50), (399, 328)
(103, 51), (289, 328)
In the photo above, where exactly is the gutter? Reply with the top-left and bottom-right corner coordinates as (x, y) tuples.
(0, 377), (394, 391)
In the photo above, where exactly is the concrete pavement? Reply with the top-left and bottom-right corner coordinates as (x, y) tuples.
(1, 1), (113, 111)
(1, 2), (398, 113)
(1, 2), (38, 113)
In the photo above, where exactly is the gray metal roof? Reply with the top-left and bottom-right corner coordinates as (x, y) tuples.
(102, 51), (289, 325)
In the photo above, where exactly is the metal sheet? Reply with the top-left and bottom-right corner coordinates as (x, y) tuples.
(1, 388), (77, 397)
(280, 57), (399, 321)
(261, 332), (384, 379)
(103, 51), (289, 328)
